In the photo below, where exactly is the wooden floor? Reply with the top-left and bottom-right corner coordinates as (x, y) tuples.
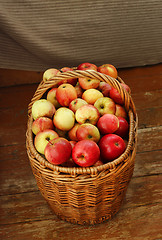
(0, 64), (162, 240)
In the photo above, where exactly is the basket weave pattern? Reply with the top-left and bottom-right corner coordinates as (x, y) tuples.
(26, 70), (138, 225)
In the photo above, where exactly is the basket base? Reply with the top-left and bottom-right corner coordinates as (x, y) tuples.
(46, 193), (126, 225)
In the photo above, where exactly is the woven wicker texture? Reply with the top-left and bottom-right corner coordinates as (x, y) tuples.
(26, 70), (138, 224)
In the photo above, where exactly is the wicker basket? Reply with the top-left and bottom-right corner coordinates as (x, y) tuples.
(26, 69), (138, 225)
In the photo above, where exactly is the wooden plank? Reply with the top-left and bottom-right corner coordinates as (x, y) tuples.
(132, 89), (162, 110)
(137, 126), (162, 153)
(0, 69), (43, 87)
(134, 150), (162, 177)
(0, 203), (161, 240)
(118, 63), (162, 93)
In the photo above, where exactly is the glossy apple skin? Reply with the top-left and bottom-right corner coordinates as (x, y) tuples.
(75, 104), (100, 125)
(97, 114), (119, 135)
(47, 88), (61, 109)
(109, 87), (124, 105)
(99, 134), (126, 162)
(98, 64), (118, 79)
(34, 129), (59, 155)
(82, 89), (103, 105)
(69, 98), (88, 113)
(77, 62), (98, 71)
(72, 140), (100, 167)
(78, 77), (100, 90)
(32, 117), (54, 135)
(114, 117), (129, 138)
(94, 97), (116, 115)
(98, 82), (112, 97)
(53, 107), (75, 131)
(76, 123), (100, 143)
(115, 104), (127, 119)
(43, 68), (60, 82)
(56, 83), (77, 107)
(32, 99), (56, 120)
(44, 137), (72, 165)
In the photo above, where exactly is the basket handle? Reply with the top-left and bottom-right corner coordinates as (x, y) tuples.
(28, 70), (136, 117)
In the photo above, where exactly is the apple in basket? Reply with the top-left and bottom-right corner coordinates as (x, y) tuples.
(69, 98), (88, 113)
(115, 104), (127, 119)
(45, 137), (72, 165)
(76, 123), (101, 143)
(98, 82), (112, 97)
(99, 134), (126, 162)
(94, 97), (116, 115)
(78, 77), (100, 90)
(47, 88), (61, 109)
(77, 62), (98, 71)
(68, 123), (80, 141)
(82, 89), (103, 105)
(97, 114), (119, 135)
(32, 99), (56, 120)
(53, 107), (75, 131)
(114, 117), (129, 138)
(98, 64), (118, 79)
(58, 67), (78, 86)
(43, 68), (61, 82)
(32, 116), (54, 135)
(75, 104), (100, 125)
(34, 129), (59, 155)
(56, 83), (77, 107)
(72, 139), (100, 167)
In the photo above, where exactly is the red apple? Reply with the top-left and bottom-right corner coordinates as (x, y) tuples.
(98, 82), (112, 97)
(53, 107), (75, 131)
(98, 64), (118, 79)
(76, 123), (100, 143)
(69, 98), (88, 113)
(59, 67), (77, 86)
(47, 88), (61, 109)
(93, 159), (103, 167)
(72, 139), (100, 167)
(97, 114), (119, 135)
(32, 99), (56, 120)
(115, 104), (127, 119)
(34, 129), (59, 155)
(68, 123), (80, 141)
(75, 104), (100, 125)
(82, 89), (103, 105)
(75, 83), (84, 98)
(32, 117), (54, 135)
(114, 117), (129, 138)
(121, 83), (131, 93)
(109, 87), (124, 105)
(78, 77), (100, 90)
(61, 67), (74, 72)
(99, 134), (126, 162)
(94, 97), (116, 115)
(43, 68), (60, 82)
(77, 62), (98, 71)
(44, 137), (72, 165)
(56, 83), (77, 106)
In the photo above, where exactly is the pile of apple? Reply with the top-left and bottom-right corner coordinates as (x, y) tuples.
(31, 62), (130, 168)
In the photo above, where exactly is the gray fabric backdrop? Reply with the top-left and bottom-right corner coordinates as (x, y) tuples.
(0, 0), (162, 71)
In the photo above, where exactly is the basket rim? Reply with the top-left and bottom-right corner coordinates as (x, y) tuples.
(26, 69), (138, 176)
